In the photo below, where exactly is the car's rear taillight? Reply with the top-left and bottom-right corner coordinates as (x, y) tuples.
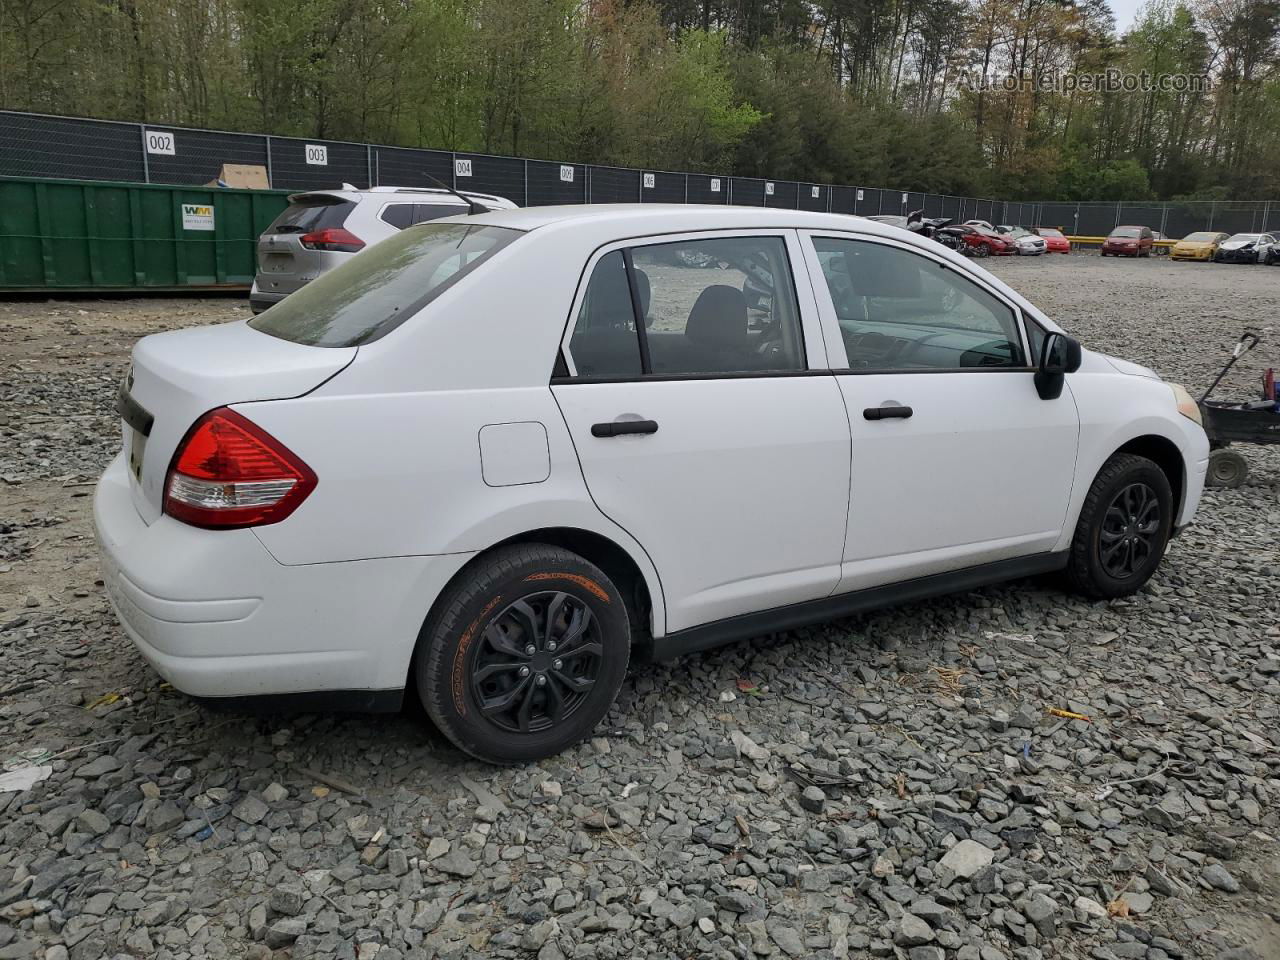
(299, 227), (364, 253)
(164, 408), (316, 529)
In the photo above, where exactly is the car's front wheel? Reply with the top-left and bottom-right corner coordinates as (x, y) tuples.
(415, 544), (631, 764)
(1066, 453), (1173, 600)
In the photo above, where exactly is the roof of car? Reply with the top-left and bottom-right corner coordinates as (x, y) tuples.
(465, 203), (918, 236)
(292, 186), (515, 206)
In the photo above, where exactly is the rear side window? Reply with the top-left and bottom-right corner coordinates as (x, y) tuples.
(565, 236), (805, 378)
(568, 252), (643, 378)
(267, 196), (354, 234)
(380, 203), (465, 230)
(379, 203), (415, 229)
(250, 223), (523, 347)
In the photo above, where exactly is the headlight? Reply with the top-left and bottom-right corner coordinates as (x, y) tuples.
(1169, 383), (1202, 425)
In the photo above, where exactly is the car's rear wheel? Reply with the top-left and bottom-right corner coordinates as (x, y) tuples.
(415, 544), (630, 764)
(1066, 453), (1173, 600)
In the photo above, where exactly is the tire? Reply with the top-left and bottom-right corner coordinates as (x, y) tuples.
(1066, 453), (1174, 600)
(1206, 448), (1248, 488)
(974, 244), (990, 258)
(415, 544), (631, 764)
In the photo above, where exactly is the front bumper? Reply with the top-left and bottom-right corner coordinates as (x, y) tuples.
(94, 452), (474, 702)
(1214, 249), (1257, 263)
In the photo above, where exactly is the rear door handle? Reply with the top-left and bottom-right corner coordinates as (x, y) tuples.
(863, 405), (913, 421)
(591, 419), (659, 437)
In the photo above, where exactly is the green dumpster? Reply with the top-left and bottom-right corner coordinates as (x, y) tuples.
(0, 175), (291, 292)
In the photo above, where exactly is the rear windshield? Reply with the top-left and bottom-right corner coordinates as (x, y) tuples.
(250, 223), (523, 347)
(1110, 227), (1140, 238)
(267, 195), (354, 234)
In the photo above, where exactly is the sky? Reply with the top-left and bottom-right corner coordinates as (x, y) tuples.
(1110, 0), (1144, 32)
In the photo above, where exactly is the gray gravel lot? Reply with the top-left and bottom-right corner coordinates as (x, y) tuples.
(0, 254), (1278, 960)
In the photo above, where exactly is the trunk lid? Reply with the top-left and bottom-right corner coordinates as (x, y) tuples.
(255, 232), (318, 297)
(254, 193), (357, 297)
(120, 319), (355, 524)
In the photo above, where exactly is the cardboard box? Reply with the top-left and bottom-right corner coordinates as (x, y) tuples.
(205, 164), (270, 189)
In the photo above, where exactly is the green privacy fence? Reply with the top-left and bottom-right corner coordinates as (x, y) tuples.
(0, 176), (290, 291)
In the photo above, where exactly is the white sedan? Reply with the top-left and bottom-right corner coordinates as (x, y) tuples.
(96, 205), (1209, 762)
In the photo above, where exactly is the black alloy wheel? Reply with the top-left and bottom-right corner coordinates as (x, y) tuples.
(415, 543), (631, 764)
(1098, 482), (1160, 579)
(1066, 452), (1173, 599)
(469, 591), (603, 734)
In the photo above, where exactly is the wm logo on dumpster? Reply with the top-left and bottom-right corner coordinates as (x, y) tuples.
(181, 204), (215, 231)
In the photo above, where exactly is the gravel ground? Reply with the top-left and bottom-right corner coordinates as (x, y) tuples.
(0, 255), (1278, 960)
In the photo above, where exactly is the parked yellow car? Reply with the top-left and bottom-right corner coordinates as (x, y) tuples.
(1171, 231), (1230, 261)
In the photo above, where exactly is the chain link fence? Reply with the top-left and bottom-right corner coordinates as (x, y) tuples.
(1036, 201), (1276, 237)
(4, 111), (1276, 239)
(3, 109), (1005, 222)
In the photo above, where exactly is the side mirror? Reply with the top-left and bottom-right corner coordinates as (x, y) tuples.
(1035, 332), (1082, 400)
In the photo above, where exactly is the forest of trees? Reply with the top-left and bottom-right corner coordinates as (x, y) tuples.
(3, 0), (1279, 200)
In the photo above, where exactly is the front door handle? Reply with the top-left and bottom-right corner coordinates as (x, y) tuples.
(591, 419), (659, 437)
(863, 405), (913, 421)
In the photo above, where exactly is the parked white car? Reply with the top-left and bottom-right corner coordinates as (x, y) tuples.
(1212, 232), (1279, 264)
(250, 185), (517, 313)
(1000, 227), (1048, 256)
(98, 205), (1209, 762)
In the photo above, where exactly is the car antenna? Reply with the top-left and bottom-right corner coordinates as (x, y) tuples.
(420, 173), (491, 216)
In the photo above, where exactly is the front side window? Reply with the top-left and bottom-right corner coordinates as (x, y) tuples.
(812, 237), (1025, 370)
(566, 235), (806, 378)
(251, 223), (523, 347)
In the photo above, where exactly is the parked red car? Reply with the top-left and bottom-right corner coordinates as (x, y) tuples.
(1101, 225), (1153, 257)
(1035, 227), (1071, 253)
(955, 225), (1013, 258)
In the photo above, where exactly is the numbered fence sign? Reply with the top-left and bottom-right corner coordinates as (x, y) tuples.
(765, 182), (775, 196)
(811, 186), (820, 198)
(559, 165), (575, 183)
(455, 158), (473, 177)
(305, 144), (328, 166)
(710, 178), (721, 193)
(857, 189), (864, 201)
(642, 173), (655, 189)
(144, 131), (175, 156)
(902, 193), (909, 204)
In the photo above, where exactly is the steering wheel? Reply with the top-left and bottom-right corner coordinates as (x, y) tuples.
(892, 330), (952, 366)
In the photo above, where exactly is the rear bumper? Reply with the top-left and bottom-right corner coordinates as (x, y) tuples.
(94, 452), (475, 703)
(248, 280), (288, 314)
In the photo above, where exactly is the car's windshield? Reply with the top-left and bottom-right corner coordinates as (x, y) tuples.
(1227, 233), (1259, 242)
(250, 222), (523, 347)
(1038, 228), (1065, 238)
(1183, 232), (1217, 242)
(1004, 228), (1031, 239)
(1110, 228), (1140, 238)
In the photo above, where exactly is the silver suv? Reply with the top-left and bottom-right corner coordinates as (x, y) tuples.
(250, 185), (517, 313)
